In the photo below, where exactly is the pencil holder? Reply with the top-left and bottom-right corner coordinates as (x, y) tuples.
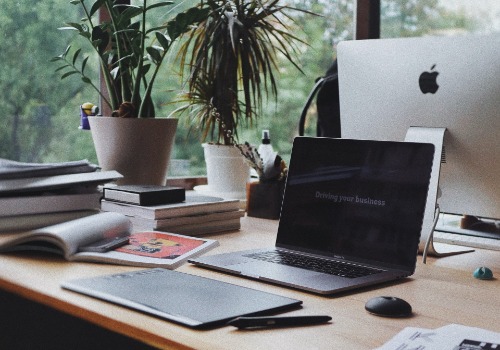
(246, 181), (285, 220)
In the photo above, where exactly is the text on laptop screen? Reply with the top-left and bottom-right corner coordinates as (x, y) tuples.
(276, 138), (434, 270)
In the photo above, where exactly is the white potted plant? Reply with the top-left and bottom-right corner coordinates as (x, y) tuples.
(52, 0), (209, 185)
(174, 0), (305, 198)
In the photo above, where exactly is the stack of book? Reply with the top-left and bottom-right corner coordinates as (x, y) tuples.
(101, 186), (244, 236)
(0, 158), (122, 232)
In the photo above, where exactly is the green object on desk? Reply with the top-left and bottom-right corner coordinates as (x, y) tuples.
(473, 267), (494, 280)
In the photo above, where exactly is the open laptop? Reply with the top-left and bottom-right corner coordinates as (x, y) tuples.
(190, 137), (434, 294)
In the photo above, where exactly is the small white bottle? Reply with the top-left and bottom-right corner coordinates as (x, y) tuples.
(257, 129), (274, 161)
(257, 130), (280, 180)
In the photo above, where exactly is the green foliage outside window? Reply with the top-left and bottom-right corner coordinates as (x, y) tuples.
(0, 0), (494, 175)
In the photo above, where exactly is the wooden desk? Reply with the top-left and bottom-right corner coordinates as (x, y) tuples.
(0, 216), (499, 349)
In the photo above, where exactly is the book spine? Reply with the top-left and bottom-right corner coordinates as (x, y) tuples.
(0, 192), (102, 216)
(100, 200), (240, 220)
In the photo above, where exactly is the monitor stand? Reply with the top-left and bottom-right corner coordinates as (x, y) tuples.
(404, 127), (474, 263)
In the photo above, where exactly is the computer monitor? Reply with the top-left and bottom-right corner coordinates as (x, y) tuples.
(337, 34), (500, 234)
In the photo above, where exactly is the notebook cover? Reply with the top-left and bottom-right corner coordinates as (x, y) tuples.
(61, 268), (302, 329)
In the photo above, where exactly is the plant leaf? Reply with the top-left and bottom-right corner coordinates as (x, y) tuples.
(58, 26), (79, 31)
(64, 22), (84, 32)
(110, 67), (119, 79)
(60, 45), (71, 59)
(81, 56), (89, 75)
(146, 46), (163, 64)
(145, 1), (174, 11)
(92, 25), (109, 54)
(89, 0), (107, 17)
(141, 64), (151, 75)
(118, 6), (143, 24)
(61, 71), (79, 79)
(155, 32), (171, 50)
(55, 65), (69, 72)
(72, 49), (82, 66)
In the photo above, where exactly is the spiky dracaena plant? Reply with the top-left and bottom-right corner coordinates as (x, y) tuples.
(175, 0), (305, 144)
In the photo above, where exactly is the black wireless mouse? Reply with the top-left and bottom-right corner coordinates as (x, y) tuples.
(365, 296), (412, 318)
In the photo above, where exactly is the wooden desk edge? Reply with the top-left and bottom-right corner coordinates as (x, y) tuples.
(0, 216), (498, 350)
(0, 274), (199, 350)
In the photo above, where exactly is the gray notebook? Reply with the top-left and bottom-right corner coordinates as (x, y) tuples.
(61, 268), (302, 329)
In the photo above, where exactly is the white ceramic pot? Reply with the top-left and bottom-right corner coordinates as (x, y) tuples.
(202, 143), (250, 199)
(88, 117), (177, 185)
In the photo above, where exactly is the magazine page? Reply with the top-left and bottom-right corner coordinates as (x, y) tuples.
(375, 324), (500, 350)
(73, 231), (219, 269)
(0, 212), (131, 258)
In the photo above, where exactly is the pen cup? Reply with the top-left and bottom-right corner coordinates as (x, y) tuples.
(246, 181), (285, 220)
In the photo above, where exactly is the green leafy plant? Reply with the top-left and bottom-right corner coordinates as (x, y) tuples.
(175, 0), (306, 144)
(52, 0), (209, 118)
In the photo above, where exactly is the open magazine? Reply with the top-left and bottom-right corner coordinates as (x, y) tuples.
(0, 212), (219, 269)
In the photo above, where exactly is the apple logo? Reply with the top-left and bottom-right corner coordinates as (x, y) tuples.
(419, 64), (439, 94)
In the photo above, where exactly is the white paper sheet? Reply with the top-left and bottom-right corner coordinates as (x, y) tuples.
(375, 324), (500, 350)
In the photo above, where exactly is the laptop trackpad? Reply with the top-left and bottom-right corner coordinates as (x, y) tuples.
(231, 261), (322, 282)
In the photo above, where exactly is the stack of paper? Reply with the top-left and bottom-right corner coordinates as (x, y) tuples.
(0, 158), (122, 232)
(101, 192), (244, 236)
(376, 323), (500, 350)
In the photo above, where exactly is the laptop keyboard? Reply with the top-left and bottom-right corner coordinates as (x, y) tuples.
(244, 251), (382, 278)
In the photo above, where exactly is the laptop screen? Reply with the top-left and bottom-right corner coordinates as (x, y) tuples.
(276, 137), (434, 270)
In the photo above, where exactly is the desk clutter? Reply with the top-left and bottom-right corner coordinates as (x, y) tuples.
(101, 190), (244, 236)
(0, 158), (121, 232)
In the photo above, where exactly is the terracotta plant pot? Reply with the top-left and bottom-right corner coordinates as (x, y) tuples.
(88, 117), (177, 185)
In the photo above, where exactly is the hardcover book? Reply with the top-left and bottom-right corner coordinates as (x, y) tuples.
(0, 191), (102, 217)
(103, 185), (185, 206)
(131, 215), (244, 236)
(101, 193), (240, 220)
(0, 210), (98, 233)
(0, 212), (219, 269)
(0, 170), (122, 195)
(0, 158), (97, 180)
(129, 210), (245, 231)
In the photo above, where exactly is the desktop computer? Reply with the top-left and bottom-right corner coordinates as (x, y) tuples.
(337, 34), (500, 250)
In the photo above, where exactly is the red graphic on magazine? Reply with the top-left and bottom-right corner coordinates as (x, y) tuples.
(116, 232), (204, 259)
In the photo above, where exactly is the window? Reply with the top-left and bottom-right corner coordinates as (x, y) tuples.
(1, 1), (498, 176)
(381, 0), (500, 38)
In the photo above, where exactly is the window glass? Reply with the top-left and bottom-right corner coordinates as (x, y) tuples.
(0, 2), (98, 163)
(0, 0), (354, 177)
(3, 1), (498, 176)
(381, 0), (500, 38)
(4, 1), (497, 176)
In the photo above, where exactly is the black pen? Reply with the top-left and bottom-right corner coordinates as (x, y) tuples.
(227, 315), (332, 329)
